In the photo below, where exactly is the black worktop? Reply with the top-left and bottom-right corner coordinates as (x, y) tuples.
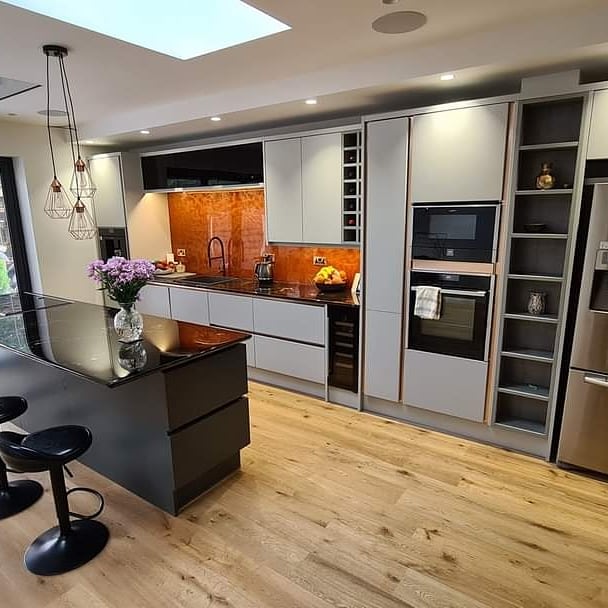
(151, 276), (360, 307)
(0, 298), (249, 387)
(0, 292), (72, 316)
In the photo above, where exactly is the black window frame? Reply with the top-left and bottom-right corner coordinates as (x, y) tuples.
(0, 157), (33, 294)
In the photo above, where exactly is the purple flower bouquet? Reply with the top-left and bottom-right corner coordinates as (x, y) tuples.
(87, 257), (155, 304)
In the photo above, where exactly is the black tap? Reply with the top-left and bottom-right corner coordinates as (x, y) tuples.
(207, 237), (226, 276)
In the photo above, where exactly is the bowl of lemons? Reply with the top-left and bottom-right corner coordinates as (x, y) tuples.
(313, 266), (347, 292)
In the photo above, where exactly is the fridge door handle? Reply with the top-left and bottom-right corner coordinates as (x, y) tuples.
(583, 373), (608, 388)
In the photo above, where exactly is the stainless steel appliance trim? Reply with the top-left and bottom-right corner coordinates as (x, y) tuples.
(411, 203), (499, 209)
(583, 373), (608, 388)
(410, 287), (488, 297)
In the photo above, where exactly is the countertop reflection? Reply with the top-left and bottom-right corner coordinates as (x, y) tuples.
(0, 300), (249, 387)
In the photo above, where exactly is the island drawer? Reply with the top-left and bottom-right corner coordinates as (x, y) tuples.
(208, 293), (254, 331)
(253, 298), (326, 345)
(164, 344), (248, 431)
(254, 335), (325, 384)
(170, 397), (250, 488)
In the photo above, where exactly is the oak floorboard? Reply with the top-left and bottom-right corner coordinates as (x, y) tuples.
(0, 381), (607, 607)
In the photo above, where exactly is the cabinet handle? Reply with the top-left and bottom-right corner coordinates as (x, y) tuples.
(583, 374), (608, 388)
(411, 287), (487, 297)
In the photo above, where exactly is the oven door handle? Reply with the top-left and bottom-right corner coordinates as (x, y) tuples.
(411, 287), (488, 297)
(583, 374), (608, 389)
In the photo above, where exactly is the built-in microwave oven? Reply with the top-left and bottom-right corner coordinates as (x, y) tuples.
(408, 271), (494, 361)
(412, 203), (500, 263)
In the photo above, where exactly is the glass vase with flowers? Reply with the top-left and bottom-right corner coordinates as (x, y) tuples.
(87, 257), (155, 342)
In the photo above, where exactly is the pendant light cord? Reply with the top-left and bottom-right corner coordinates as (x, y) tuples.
(45, 54), (58, 179)
(58, 53), (79, 198)
(59, 54), (82, 161)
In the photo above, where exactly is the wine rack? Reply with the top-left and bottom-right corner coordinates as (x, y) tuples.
(342, 131), (362, 244)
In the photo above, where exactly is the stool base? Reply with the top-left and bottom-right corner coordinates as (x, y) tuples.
(25, 519), (109, 576)
(0, 480), (44, 520)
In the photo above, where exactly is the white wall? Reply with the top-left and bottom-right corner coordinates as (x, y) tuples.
(0, 119), (101, 304)
(125, 192), (172, 261)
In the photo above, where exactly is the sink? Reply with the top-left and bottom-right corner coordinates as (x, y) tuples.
(177, 275), (237, 286)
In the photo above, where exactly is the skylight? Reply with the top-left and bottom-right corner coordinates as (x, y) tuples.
(3, 0), (290, 60)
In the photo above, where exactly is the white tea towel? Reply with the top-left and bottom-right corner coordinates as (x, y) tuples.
(414, 286), (442, 320)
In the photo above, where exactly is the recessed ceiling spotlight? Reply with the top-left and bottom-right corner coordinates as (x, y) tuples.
(37, 109), (67, 117)
(83, 140), (95, 144)
(140, 130), (150, 135)
(210, 116), (222, 122)
(305, 98), (318, 105)
(372, 11), (427, 34)
(382, 0), (400, 4)
(440, 73), (455, 81)
(7, 113), (18, 117)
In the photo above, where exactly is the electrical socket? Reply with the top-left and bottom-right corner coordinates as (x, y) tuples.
(176, 248), (186, 257)
(313, 256), (327, 266)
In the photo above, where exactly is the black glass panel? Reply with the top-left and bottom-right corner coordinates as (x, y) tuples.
(141, 143), (263, 190)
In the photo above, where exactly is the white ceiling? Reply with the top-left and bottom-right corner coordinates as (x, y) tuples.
(1, 0), (608, 147)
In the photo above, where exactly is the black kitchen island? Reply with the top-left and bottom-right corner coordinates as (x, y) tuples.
(0, 293), (251, 515)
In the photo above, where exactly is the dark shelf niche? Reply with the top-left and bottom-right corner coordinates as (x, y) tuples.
(520, 98), (584, 146)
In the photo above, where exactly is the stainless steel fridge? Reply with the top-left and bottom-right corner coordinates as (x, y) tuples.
(558, 183), (608, 475)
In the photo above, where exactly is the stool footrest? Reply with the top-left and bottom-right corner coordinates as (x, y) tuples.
(66, 486), (105, 520)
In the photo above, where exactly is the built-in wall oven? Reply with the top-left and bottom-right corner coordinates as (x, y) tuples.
(408, 271), (494, 362)
(412, 203), (500, 263)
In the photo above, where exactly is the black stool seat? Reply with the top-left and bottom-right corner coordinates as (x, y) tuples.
(0, 424), (108, 576)
(0, 397), (43, 520)
(22, 426), (92, 464)
(0, 396), (27, 424)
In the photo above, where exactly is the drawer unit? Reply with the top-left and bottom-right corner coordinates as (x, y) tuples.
(169, 287), (209, 325)
(208, 292), (254, 331)
(254, 335), (325, 384)
(253, 298), (326, 345)
(138, 285), (171, 318)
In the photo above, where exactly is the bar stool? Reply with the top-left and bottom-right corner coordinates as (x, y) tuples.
(0, 396), (43, 520)
(0, 425), (109, 575)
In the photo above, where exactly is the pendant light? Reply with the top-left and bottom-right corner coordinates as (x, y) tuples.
(42, 44), (97, 240)
(43, 46), (72, 219)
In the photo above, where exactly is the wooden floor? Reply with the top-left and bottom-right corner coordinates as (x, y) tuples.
(1, 382), (608, 607)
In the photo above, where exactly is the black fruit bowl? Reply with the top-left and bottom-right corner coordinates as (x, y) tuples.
(315, 283), (347, 293)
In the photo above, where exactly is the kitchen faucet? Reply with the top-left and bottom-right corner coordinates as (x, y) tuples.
(207, 237), (226, 276)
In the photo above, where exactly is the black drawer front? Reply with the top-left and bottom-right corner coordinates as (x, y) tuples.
(165, 344), (248, 431)
(170, 397), (250, 488)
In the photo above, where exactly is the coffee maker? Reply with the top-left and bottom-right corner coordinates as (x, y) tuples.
(254, 254), (274, 284)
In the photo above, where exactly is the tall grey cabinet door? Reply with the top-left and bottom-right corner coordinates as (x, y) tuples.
(365, 117), (408, 314)
(264, 138), (303, 242)
(301, 133), (342, 244)
(364, 310), (403, 402)
(364, 117), (408, 402)
(88, 155), (127, 227)
(410, 103), (509, 203)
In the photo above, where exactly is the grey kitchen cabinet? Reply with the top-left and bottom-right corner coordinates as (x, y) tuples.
(265, 132), (346, 245)
(364, 117), (408, 314)
(363, 117), (409, 402)
(208, 292), (254, 332)
(138, 285), (171, 318)
(403, 350), (487, 421)
(254, 335), (325, 384)
(364, 310), (403, 402)
(264, 138), (303, 243)
(410, 103), (509, 203)
(588, 89), (608, 159)
(301, 133), (342, 244)
(253, 298), (325, 345)
(169, 287), (209, 325)
(88, 153), (128, 227)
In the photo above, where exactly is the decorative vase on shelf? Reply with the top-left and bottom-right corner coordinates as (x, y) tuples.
(118, 340), (147, 372)
(528, 291), (547, 316)
(535, 162), (556, 190)
(114, 302), (144, 343)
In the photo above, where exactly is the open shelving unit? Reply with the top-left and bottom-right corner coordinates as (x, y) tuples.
(342, 131), (362, 244)
(493, 96), (586, 437)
